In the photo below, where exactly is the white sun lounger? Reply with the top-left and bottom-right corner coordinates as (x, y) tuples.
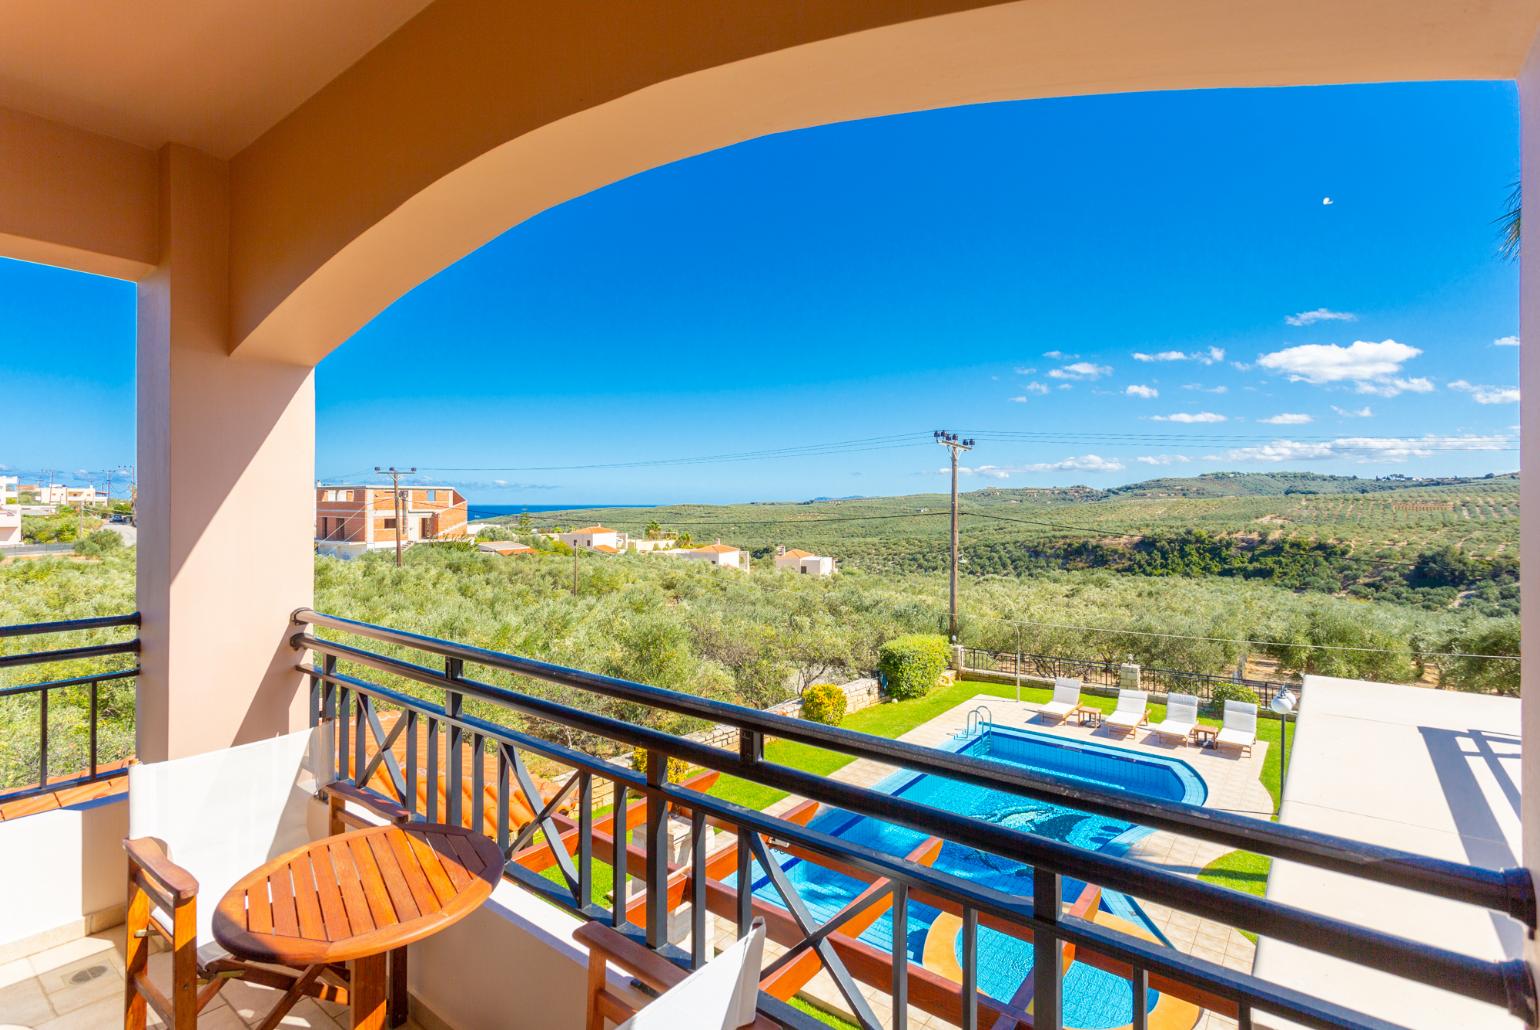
(1039, 678), (1083, 721)
(1150, 693), (1199, 743)
(1216, 699), (1258, 755)
(1104, 689), (1149, 733)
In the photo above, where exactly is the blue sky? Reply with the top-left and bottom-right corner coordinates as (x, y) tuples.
(0, 82), (1521, 503)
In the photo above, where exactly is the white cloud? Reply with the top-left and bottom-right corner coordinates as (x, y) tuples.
(1009, 396), (1029, 404)
(1125, 384), (1159, 399)
(1043, 350), (1079, 360)
(1285, 307), (1356, 327)
(953, 454), (1125, 478)
(1494, 335), (1520, 348)
(1048, 362), (1110, 381)
(1134, 347), (1224, 365)
(1057, 383), (1073, 391)
(1259, 413), (1313, 425)
(1135, 454), (1193, 466)
(1449, 380), (1520, 404)
(1218, 434), (1511, 464)
(1183, 383), (1229, 394)
(1354, 376), (1433, 397)
(1014, 366), (1038, 375)
(1151, 412), (1227, 423)
(1022, 454), (1125, 473)
(1024, 381), (1050, 395)
(1331, 405), (1373, 418)
(1256, 338), (1431, 396)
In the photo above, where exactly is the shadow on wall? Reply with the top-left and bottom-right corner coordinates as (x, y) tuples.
(1418, 725), (1523, 955)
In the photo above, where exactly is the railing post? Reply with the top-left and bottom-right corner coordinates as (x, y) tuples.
(88, 679), (99, 780)
(644, 749), (669, 949)
(612, 783), (628, 928)
(37, 686), (48, 789)
(891, 882), (909, 1029)
(445, 657), (464, 828)
(578, 772), (594, 912)
(321, 655), (338, 782)
(1033, 866), (1062, 1030)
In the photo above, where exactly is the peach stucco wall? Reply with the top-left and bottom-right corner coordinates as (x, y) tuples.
(136, 145), (311, 762)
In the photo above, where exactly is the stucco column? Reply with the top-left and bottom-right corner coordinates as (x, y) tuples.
(1522, 33), (1540, 982)
(136, 144), (315, 763)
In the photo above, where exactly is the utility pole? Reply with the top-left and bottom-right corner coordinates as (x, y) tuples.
(573, 540), (580, 595)
(374, 466), (416, 567)
(934, 430), (975, 643)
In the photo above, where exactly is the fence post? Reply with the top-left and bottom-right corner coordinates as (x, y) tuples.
(1014, 624), (1022, 703)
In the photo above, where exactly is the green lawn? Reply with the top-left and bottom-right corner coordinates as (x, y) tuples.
(786, 997), (860, 1029)
(1198, 849), (1272, 942)
(707, 678), (1024, 810)
(708, 677), (1294, 815)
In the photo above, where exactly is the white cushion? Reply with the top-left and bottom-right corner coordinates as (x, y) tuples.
(1217, 727), (1256, 747)
(619, 921), (766, 1029)
(129, 727), (324, 948)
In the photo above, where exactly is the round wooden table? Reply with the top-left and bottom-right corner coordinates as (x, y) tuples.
(213, 822), (504, 1029)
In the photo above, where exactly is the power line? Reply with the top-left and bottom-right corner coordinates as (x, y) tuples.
(520, 511), (952, 529)
(415, 434), (934, 473)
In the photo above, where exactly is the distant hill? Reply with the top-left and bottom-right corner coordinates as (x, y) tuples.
(1103, 471), (1519, 500)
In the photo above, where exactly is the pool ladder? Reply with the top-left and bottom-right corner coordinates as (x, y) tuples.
(960, 705), (993, 741)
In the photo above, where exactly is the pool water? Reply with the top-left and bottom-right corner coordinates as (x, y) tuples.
(733, 725), (1207, 1028)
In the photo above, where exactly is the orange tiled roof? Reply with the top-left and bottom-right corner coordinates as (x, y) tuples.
(570, 525), (614, 533)
(696, 543), (738, 553)
(780, 549), (814, 560)
(591, 544), (619, 553)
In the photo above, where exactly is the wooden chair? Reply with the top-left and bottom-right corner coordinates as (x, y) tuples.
(122, 728), (410, 1029)
(575, 919), (776, 1030)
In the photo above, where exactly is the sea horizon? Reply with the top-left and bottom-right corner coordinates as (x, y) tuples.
(467, 502), (659, 521)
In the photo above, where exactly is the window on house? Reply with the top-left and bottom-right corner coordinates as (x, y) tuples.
(426, 489), (437, 502)
(323, 490), (335, 502)
(343, 490), (354, 502)
(318, 517), (328, 538)
(383, 518), (396, 530)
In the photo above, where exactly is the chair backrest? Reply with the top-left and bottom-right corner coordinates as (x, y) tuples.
(1166, 693), (1199, 723)
(128, 727), (324, 945)
(1052, 678), (1081, 705)
(620, 919), (767, 1030)
(1223, 700), (1258, 734)
(1115, 689), (1147, 713)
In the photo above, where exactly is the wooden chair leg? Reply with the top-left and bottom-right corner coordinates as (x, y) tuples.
(170, 896), (199, 1030)
(388, 946), (409, 1026)
(585, 948), (607, 1030)
(252, 965), (324, 1030)
(352, 953), (389, 1030)
(124, 873), (150, 1030)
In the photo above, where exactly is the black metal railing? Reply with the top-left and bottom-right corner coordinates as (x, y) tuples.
(0, 614), (140, 806)
(292, 609), (1536, 1030)
(961, 646), (1296, 708)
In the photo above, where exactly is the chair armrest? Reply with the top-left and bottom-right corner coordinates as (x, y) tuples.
(324, 781), (412, 824)
(574, 921), (688, 993)
(123, 837), (199, 904)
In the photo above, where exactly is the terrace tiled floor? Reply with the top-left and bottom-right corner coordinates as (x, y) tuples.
(747, 692), (1273, 1030)
(0, 927), (429, 1030)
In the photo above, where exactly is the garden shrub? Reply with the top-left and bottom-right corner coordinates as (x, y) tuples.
(630, 745), (691, 783)
(1207, 682), (1260, 714)
(879, 634), (951, 700)
(801, 683), (847, 726)
(73, 529), (124, 557)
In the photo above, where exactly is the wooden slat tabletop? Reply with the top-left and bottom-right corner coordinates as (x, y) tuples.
(212, 822), (504, 965)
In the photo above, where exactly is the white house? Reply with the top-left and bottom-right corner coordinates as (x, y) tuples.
(0, 476), (19, 547)
(558, 525), (624, 550)
(627, 536), (677, 553)
(775, 547), (836, 576)
(680, 542), (747, 569)
(35, 484), (105, 506)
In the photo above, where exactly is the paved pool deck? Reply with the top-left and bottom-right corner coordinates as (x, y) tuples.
(1254, 676), (1523, 1030)
(726, 691), (1274, 1030)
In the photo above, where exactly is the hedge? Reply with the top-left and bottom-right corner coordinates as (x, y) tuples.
(1207, 683), (1260, 715)
(878, 634), (951, 700)
(801, 683), (847, 726)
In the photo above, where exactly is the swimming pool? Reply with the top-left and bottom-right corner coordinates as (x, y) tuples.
(733, 725), (1207, 1028)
